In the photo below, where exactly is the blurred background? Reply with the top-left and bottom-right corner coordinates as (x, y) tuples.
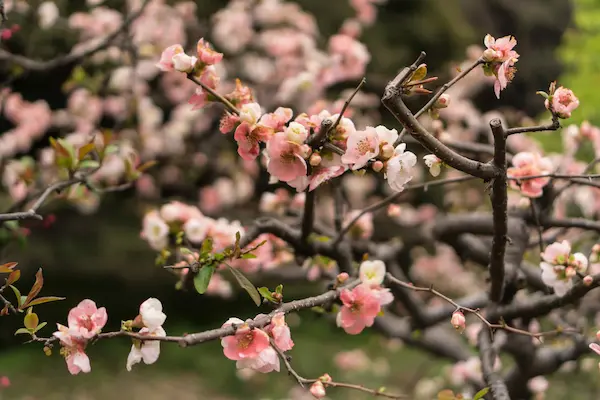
(1, 0), (600, 399)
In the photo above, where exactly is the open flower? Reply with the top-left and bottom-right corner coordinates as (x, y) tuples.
(336, 284), (381, 334)
(196, 38), (223, 65)
(507, 152), (553, 198)
(540, 241), (588, 296)
(359, 260), (386, 287)
(341, 126), (380, 170)
(385, 143), (417, 192)
(53, 325), (91, 375)
(126, 298), (167, 371)
(141, 211), (169, 250)
(265, 132), (308, 182)
(67, 299), (108, 339)
(221, 318), (270, 360)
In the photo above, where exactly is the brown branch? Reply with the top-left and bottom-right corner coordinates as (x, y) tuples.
(271, 340), (407, 399)
(0, 0), (151, 72)
(397, 58), (484, 142)
(381, 55), (496, 180)
(489, 118), (508, 303)
(505, 115), (560, 137)
(478, 329), (510, 400)
(187, 74), (239, 115)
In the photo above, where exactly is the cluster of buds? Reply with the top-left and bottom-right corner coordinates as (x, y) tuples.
(309, 373), (333, 398)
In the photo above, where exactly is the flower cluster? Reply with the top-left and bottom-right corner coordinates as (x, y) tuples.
(336, 260), (393, 334)
(481, 34), (520, 98)
(221, 312), (293, 373)
(507, 152), (553, 198)
(540, 240), (588, 296)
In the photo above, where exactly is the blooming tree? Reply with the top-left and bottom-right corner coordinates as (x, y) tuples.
(2, 1), (600, 399)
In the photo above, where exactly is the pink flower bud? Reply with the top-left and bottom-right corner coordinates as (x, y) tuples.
(435, 94), (451, 109)
(451, 311), (466, 334)
(584, 275), (594, 286)
(172, 53), (198, 73)
(310, 153), (322, 166)
(381, 144), (395, 159)
(310, 381), (326, 399)
(0, 376), (10, 388)
(565, 266), (576, 279)
(300, 144), (312, 159)
(596, 330), (600, 341)
(593, 244), (600, 254)
(387, 204), (401, 217)
(372, 160), (384, 172)
(337, 272), (349, 284)
(482, 48), (497, 62)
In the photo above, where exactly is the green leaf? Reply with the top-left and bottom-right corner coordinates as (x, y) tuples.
(78, 160), (100, 170)
(24, 312), (39, 330)
(14, 328), (32, 336)
(226, 264), (261, 306)
(258, 287), (274, 302)
(200, 238), (213, 255)
(240, 253), (257, 259)
(473, 387), (489, 400)
(194, 266), (215, 294)
(34, 321), (48, 333)
(275, 284), (283, 294)
(25, 296), (66, 307)
(9, 285), (22, 308)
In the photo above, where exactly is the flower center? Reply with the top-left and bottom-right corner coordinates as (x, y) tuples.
(357, 139), (372, 155)
(237, 332), (254, 349)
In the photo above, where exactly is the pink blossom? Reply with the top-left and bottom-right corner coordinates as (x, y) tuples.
(423, 154), (443, 177)
(334, 349), (371, 371)
(53, 325), (92, 375)
(221, 318), (271, 360)
(266, 132), (308, 182)
(310, 381), (327, 398)
(540, 240), (588, 296)
(171, 52), (197, 73)
(341, 126), (380, 170)
(546, 86), (579, 119)
(126, 326), (167, 371)
(67, 299), (108, 339)
(483, 34), (518, 63)
(451, 311), (466, 334)
(0, 376), (9, 388)
(336, 284), (381, 335)
(266, 313), (294, 352)
(157, 44), (184, 72)
(507, 152), (553, 198)
(235, 346), (280, 373)
(493, 59), (517, 99)
(260, 107), (293, 131)
(196, 38), (223, 65)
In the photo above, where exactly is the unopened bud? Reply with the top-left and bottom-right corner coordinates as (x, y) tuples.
(300, 144), (312, 159)
(319, 373), (332, 383)
(381, 144), (395, 159)
(387, 204), (401, 217)
(584, 275), (594, 286)
(309, 153), (322, 166)
(310, 381), (326, 399)
(435, 94), (451, 109)
(451, 310), (466, 334)
(565, 267), (576, 279)
(482, 48), (497, 62)
(593, 244), (600, 254)
(336, 272), (349, 284)
(372, 160), (384, 172)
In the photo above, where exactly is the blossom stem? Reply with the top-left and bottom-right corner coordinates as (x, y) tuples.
(187, 74), (239, 116)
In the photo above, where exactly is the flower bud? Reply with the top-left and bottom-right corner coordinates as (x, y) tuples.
(319, 373), (332, 383)
(387, 204), (401, 217)
(299, 144), (312, 159)
(565, 266), (577, 279)
(584, 275), (594, 286)
(435, 94), (451, 109)
(336, 272), (349, 284)
(310, 153), (322, 166)
(451, 311), (466, 334)
(372, 160), (384, 172)
(172, 53), (197, 73)
(310, 381), (326, 399)
(381, 144), (395, 160)
(482, 48), (497, 62)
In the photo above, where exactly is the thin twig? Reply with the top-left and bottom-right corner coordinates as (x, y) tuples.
(187, 74), (239, 115)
